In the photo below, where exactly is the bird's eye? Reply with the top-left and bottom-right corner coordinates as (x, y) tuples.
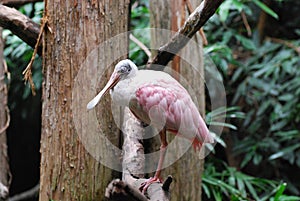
(120, 67), (127, 73)
(119, 65), (131, 74)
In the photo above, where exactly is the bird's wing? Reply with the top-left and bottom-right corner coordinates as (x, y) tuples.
(129, 83), (213, 145)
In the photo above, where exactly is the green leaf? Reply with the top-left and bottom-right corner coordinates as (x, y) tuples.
(274, 183), (286, 201)
(269, 144), (300, 160)
(245, 181), (259, 200)
(253, 0), (279, 19)
(202, 183), (211, 198)
(235, 35), (256, 50)
(278, 94), (293, 102)
(209, 122), (237, 130)
(218, 0), (232, 22)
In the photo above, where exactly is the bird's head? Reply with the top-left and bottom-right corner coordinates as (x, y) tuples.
(87, 59), (138, 110)
(114, 59), (138, 80)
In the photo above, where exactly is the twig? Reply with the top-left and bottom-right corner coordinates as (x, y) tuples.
(8, 183), (39, 201)
(2, 0), (42, 7)
(129, 34), (152, 61)
(241, 11), (252, 36)
(0, 106), (10, 135)
(22, 15), (48, 95)
(267, 37), (300, 56)
(148, 0), (224, 70)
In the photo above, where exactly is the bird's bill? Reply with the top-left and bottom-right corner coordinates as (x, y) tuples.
(86, 72), (120, 110)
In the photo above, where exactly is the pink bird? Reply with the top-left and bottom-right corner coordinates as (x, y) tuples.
(87, 59), (214, 192)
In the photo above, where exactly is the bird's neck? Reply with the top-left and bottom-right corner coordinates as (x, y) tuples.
(110, 77), (136, 106)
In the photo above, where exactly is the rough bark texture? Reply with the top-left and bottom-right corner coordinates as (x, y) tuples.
(150, 0), (205, 200)
(39, 1), (129, 200)
(121, 108), (170, 201)
(0, 5), (41, 55)
(0, 27), (10, 200)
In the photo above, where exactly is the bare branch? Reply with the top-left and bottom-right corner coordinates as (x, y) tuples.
(106, 108), (171, 201)
(0, 4), (42, 55)
(267, 37), (300, 56)
(2, 0), (42, 7)
(22, 15), (48, 95)
(148, 0), (224, 70)
(129, 34), (152, 61)
(241, 11), (252, 36)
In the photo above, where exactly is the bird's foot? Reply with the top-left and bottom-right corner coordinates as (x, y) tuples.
(139, 177), (162, 193)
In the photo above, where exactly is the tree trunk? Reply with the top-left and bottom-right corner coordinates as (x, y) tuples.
(39, 1), (129, 200)
(150, 1), (205, 200)
(0, 27), (10, 200)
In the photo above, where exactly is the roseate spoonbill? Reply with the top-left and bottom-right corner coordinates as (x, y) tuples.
(87, 59), (214, 192)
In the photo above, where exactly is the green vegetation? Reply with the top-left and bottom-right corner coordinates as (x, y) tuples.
(3, 0), (300, 200)
(129, 0), (300, 200)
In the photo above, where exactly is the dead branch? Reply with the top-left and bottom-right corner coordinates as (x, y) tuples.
(185, 0), (208, 46)
(148, 0), (224, 70)
(121, 108), (170, 201)
(2, 0), (42, 7)
(129, 34), (152, 61)
(241, 11), (252, 36)
(22, 15), (48, 95)
(0, 4), (42, 55)
(267, 37), (300, 56)
(106, 108), (171, 201)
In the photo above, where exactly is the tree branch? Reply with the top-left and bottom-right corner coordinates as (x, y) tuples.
(0, 4), (42, 55)
(148, 0), (224, 70)
(129, 34), (152, 61)
(106, 108), (171, 201)
(2, 0), (42, 7)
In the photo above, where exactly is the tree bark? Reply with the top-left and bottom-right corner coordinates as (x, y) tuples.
(150, 0), (205, 200)
(0, 27), (10, 201)
(39, 1), (129, 200)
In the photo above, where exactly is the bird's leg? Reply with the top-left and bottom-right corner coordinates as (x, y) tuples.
(154, 128), (168, 179)
(140, 127), (168, 193)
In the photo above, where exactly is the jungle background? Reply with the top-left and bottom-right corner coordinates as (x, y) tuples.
(1, 0), (300, 200)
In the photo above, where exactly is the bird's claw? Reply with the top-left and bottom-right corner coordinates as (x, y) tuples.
(139, 177), (162, 194)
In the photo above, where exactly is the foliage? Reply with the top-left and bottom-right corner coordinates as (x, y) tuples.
(202, 160), (300, 201)
(129, 0), (300, 198)
(129, 0), (150, 66)
(205, 0), (300, 196)
(3, 2), (43, 118)
(3, 0), (300, 199)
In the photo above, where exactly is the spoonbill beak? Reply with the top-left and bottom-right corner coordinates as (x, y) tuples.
(87, 71), (120, 110)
